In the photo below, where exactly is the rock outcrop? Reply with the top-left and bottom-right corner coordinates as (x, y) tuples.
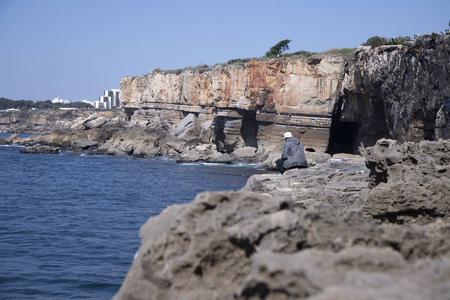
(121, 57), (347, 154)
(20, 144), (59, 154)
(0, 110), (121, 133)
(113, 139), (450, 299)
(362, 138), (450, 224)
(120, 32), (450, 159)
(338, 32), (450, 153)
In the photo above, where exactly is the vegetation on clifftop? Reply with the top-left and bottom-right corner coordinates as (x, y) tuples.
(264, 39), (292, 58)
(362, 35), (408, 48)
(148, 32), (426, 76)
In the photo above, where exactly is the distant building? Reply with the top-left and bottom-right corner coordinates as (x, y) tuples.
(0, 108), (20, 112)
(94, 89), (120, 109)
(52, 97), (71, 104)
(81, 99), (96, 107)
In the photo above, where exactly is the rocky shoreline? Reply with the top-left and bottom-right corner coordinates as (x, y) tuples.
(2, 116), (449, 299)
(111, 138), (449, 300)
(0, 112), (328, 167)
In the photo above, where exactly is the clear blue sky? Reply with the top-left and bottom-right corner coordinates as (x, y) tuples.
(1, 0), (449, 102)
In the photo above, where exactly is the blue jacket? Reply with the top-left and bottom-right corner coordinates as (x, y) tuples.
(282, 137), (308, 169)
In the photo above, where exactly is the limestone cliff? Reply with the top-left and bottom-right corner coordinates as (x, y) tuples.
(121, 57), (347, 153)
(120, 32), (450, 156)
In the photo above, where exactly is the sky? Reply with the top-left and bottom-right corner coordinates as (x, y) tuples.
(0, 0), (449, 102)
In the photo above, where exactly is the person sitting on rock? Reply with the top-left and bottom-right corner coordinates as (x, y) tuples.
(276, 132), (308, 174)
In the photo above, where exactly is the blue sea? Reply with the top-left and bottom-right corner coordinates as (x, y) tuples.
(0, 133), (268, 299)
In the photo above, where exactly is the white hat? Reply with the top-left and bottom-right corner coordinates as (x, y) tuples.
(283, 132), (293, 139)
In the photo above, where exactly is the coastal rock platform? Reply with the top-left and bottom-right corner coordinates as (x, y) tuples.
(113, 139), (450, 300)
(19, 144), (60, 154)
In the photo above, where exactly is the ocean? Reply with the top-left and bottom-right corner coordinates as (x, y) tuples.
(0, 133), (268, 299)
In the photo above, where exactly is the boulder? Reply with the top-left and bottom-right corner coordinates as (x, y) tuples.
(177, 149), (202, 163)
(84, 116), (107, 129)
(6, 133), (22, 144)
(230, 146), (257, 159)
(165, 136), (187, 153)
(181, 135), (199, 146)
(70, 117), (86, 130)
(208, 152), (232, 164)
(198, 120), (213, 144)
(171, 113), (200, 138)
(22, 134), (46, 144)
(73, 140), (98, 150)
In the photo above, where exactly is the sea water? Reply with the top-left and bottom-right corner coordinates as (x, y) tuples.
(0, 133), (268, 299)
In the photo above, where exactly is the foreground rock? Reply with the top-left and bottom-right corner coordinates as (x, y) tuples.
(113, 139), (450, 300)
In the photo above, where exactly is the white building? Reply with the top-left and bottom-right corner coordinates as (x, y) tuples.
(52, 97), (71, 104)
(94, 89), (120, 109)
(82, 99), (96, 107)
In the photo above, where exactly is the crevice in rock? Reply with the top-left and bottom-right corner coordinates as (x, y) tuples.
(194, 266), (203, 277)
(229, 237), (256, 258)
(240, 282), (270, 299)
(372, 209), (445, 225)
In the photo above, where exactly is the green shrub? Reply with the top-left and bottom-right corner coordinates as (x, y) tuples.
(18, 111), (31, 119)
(59, 110), (74, 119)
(283, 50), (316, 58)
(362, 36), (407, 48)
(227, 58), (251, 65)
(322, 47), (356, 61)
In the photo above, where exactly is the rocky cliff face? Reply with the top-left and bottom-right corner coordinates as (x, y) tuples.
(121, 57), (347, 153)
(338, 32), (450, 153)
(121, 32), (450, 156)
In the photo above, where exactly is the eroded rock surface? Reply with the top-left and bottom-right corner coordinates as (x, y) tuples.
(340, 32), (450, 150)
(362, 138), (450, 224)
(114, 139), (450, 300)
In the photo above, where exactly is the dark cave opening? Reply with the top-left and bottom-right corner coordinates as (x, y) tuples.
(240, 110), (258, 148)
(124, 107), (138, 122)
(213, 116), (226, 152)
(327, 99), (360, 155)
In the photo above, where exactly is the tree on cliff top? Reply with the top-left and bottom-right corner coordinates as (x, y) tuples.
(265, 39), (291, 58)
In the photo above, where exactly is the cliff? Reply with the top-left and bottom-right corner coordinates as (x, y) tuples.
(339, 32), (450, 152)
(121, 57), (347, 153)
(120, 32), (450, 156)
